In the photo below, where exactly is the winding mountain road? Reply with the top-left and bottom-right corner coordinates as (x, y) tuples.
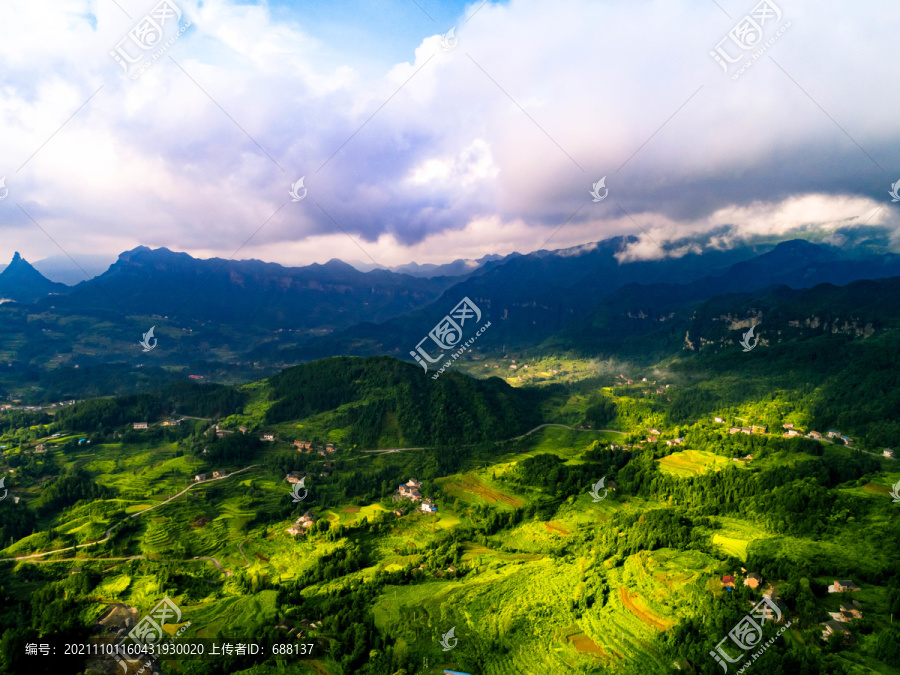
(10, 465), (260, 561)
(508, 423), (627, 441)
(358, 424), (626, 454)
(238, 539), (252, 568)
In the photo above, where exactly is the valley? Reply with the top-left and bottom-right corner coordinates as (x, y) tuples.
(2, 340), (899, 674)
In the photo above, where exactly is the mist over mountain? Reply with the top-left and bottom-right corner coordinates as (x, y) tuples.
(351, 253), (507, 278)
(31, 254), (115, 286)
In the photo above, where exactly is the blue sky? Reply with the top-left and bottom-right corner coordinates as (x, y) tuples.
(262, 0), (476, 72)
(0, 0), (897, 272)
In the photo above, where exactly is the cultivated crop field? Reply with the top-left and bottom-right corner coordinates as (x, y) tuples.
(657, 449), (731, 477)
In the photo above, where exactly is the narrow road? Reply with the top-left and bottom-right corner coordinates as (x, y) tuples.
(358, 425), (626, 454)
(508, 424), (627, 441)
(238, 539), (251, 568)
(362, 448), (425, 454)
(10, 465), (260, 561)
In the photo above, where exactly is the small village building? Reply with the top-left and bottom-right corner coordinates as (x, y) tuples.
(744, 573), (762, 589)
(294, 440), (312, 452)
(751, 425), (767, 434)
(840, 601), (863, 619)
(821, 620), (850, 640)
(421, 499), (437, 513)
(326, 443), (336, 453)
(783, 429), (801, 437)
(827, 430), (841, 439)
(783, 423), (794, 429)
(194, 474), (206, 482)
(884, 448), (894, 458)
(238, 426), (248, 433)
(808, 431), (823, 439)
(829, 579), (861, 593)
(722, 575), (735, 589)
(34, 444), (47, 453)
(397, 478), (423, 502)
(212, 470), (225, 479)
(133, 422), (148, 430)
(286, 471), (304, 484)
(260, 433), (275, 441)
(841, 436), (853, 444)
(647, 436), (658, 443)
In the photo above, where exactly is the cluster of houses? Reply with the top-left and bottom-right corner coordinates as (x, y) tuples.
(194, 470), (226, 482)
(721, 572), (790, 620)
(718, 574), (866, 641)
(2, 399), (76, 412)
(132, 419), (182, 430)
(711, 419), (864, 447)
(286, 509), (316, 536)
(784, 426), (854, 444)
(294, 441), (337, 456)
(392, 478), (437, 513)
(821, 580), (863, 640)
(721, 571), (764, 591)
(728, 424), (768, 435)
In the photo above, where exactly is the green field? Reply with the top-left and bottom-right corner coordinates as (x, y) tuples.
(657, 449), (732, 477)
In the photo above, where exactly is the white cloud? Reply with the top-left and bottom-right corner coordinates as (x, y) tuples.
(0, 0), (897, 267)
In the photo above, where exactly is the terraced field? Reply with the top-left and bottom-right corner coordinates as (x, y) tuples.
(657, 449), (730, 477)
(438, 471), (524, 507)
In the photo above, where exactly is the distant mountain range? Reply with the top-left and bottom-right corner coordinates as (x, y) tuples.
(3, 236), (900, 400)
(351, 253), (505, 278)
(29, 246), (468, 332)
(262, 238), (900, 362)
